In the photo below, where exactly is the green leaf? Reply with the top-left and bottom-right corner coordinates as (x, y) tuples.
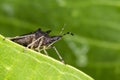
(0, 34), (93, 80)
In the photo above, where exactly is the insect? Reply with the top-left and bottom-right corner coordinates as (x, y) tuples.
(8, 28), (73, 63)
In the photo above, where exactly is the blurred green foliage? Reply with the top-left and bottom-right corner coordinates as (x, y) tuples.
(0, 0), (120, 80)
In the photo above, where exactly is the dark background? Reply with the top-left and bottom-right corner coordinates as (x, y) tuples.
(0, 0), (120, 80)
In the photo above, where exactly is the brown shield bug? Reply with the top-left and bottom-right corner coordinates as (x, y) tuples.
(8, 28), (73, 63)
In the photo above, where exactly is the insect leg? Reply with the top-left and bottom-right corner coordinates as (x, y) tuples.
(47, 41), (56, 48)
(52, 46), (64, 63)
(35, 37), (44, 52)
(30, 37), (36, 49)
(23, 36), (44, 52)
(27, 36), (44, 48)
(43, 46), (49, 56)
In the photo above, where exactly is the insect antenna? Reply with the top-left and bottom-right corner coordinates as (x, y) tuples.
(59, 24), (66, 35)
(59, 24), (74, 36)
(62, 32), (74, 36)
